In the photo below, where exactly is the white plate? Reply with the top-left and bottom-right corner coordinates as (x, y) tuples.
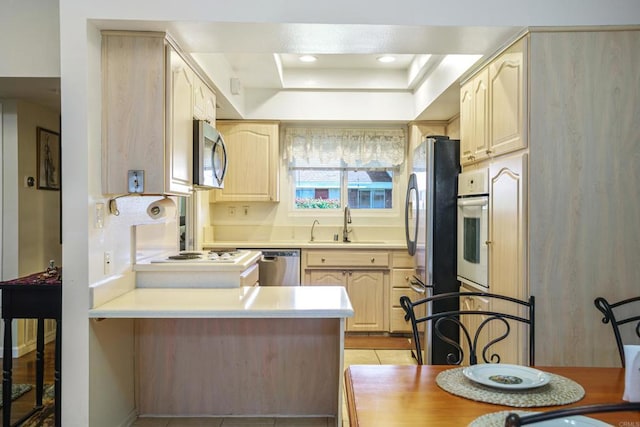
(528, 415), (612, 426)
(462, 364), (551, 390)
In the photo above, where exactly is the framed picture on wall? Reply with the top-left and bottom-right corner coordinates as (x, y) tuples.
(36, 127), (61, 191)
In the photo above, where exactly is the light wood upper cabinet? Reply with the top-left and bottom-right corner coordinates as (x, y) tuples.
(489, 38), (527, 158)
(166, 47), (194, 195)
(193, 76), (216, 123)
(460, 68), (489, 164)
(101, 31), (194, 196)
(212, 121), (280, 202)
(460, 37), (527, 166)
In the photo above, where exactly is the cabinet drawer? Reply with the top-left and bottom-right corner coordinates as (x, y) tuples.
(391, 269), (413, 288)
(390, 307), (424, 332)
(391, 251), (413, 269)
(241, 263), (259, 287)
(306, 251), (389, 268)
(391, 287), (425, 308)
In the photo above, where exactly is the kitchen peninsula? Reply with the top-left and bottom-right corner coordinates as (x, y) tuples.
(89, 286), (353, 424)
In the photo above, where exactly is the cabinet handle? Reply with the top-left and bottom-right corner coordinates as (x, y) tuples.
(349, 271), (353, 276)
(404, 276), (410, 282)
(485, 240), (492, 245)
(321, 258), (326, 263)
(370, 258), (375, 263)
(486, 149), (493, 154)
(342, 270), (347, 275)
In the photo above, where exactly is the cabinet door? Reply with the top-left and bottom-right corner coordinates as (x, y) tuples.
(459, 293), (491, 364)
(193, 77), (216, 123)
(489, 37), (527, 157)
(459, 79), (475, 163)
(471, 69), (490, 162)
(213, 121), (280, 202)
(166, 46), (194, 195)
(308, 270), (346, 286)
(101, 33), (165, 194)
(347, 271), (385, 332)
(460, 69), (489, 165)
(489, 153), (528, 365)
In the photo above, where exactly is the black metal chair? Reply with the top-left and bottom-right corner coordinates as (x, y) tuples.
(400, 291), (535, 365)
(504, 402), (640, 426)
(594, 296), (640, 367)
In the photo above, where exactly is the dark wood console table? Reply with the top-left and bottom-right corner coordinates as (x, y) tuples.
(0, 270), (61, 427)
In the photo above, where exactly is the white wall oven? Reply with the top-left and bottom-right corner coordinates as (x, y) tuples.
(457, 168), (489, 289)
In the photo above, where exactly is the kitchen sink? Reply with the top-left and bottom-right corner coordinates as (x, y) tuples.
(307, 240), (386, 244)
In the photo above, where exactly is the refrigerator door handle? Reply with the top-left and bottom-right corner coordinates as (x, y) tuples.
(409, 278), (431, 294)
(405, 173), (419, 256)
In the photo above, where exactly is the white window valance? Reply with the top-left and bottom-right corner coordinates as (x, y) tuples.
(284, 127), (406, 169)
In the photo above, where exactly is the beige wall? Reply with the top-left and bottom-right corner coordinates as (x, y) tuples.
(17, 101), (62, 275)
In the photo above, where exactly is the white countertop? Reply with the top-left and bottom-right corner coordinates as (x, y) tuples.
(204, 240), (407, 250)
(88, 286), (354, 319)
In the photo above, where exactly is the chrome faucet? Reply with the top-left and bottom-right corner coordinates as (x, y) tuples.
(310, 219), (320, 242)
(343, 205), (352, 242)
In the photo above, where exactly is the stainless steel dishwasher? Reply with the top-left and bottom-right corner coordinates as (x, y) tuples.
(256, 249), (301, 286)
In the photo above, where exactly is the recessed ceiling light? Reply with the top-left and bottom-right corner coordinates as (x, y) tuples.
(299, 55), (318, 63)
(377, 55), (396, 63)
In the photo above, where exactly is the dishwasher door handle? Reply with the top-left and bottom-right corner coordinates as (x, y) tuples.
(261, 256), (278, 263)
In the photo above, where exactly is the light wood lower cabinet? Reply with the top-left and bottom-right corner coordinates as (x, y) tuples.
(389, 270), (425, 333)
(389, 250), (424, 333)
(459, 289), (490, 364)
(303, 250), (388, 332)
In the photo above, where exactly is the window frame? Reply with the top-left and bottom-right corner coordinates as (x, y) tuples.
(289, 166), (400, 218)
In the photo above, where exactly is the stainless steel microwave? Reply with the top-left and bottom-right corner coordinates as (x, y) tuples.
(193, 120), (227, 189)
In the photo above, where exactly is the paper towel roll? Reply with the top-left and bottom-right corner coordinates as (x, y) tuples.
(146, 198), (177, 220)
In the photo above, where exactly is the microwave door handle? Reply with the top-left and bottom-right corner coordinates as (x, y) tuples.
(213, 136), (228, 185)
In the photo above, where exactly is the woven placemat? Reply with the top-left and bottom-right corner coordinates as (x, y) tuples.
(436, 367), (585, 408)
(468, 410), (538, 427)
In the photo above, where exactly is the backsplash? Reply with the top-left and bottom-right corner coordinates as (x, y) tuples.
(208, 224), (404, 244)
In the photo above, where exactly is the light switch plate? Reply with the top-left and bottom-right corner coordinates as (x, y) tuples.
(95, 202), (105, 228)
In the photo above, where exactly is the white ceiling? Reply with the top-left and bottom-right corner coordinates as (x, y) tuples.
(0, 21), (525, 121)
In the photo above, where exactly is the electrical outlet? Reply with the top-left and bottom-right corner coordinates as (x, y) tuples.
(228, 206), (236, 216)
(104, 251), (113, 275)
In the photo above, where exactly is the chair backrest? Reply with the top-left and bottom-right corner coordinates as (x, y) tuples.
(504, 402), (640, 426)
(400, 291), (535, 365)
(594, 296), (640, 367)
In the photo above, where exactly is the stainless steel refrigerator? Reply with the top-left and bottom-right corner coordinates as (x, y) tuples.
(404, 135), (460, 364)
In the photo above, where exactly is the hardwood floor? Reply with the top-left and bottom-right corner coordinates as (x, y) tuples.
(0, 341), (56, 426)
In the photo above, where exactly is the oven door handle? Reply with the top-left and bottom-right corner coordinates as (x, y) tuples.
(457, 196), (488, 207)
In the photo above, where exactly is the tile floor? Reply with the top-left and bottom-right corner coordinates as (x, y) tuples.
(131, 348), (418, 427)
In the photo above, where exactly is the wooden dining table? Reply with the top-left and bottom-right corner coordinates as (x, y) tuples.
(344, 365), (639, 426)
